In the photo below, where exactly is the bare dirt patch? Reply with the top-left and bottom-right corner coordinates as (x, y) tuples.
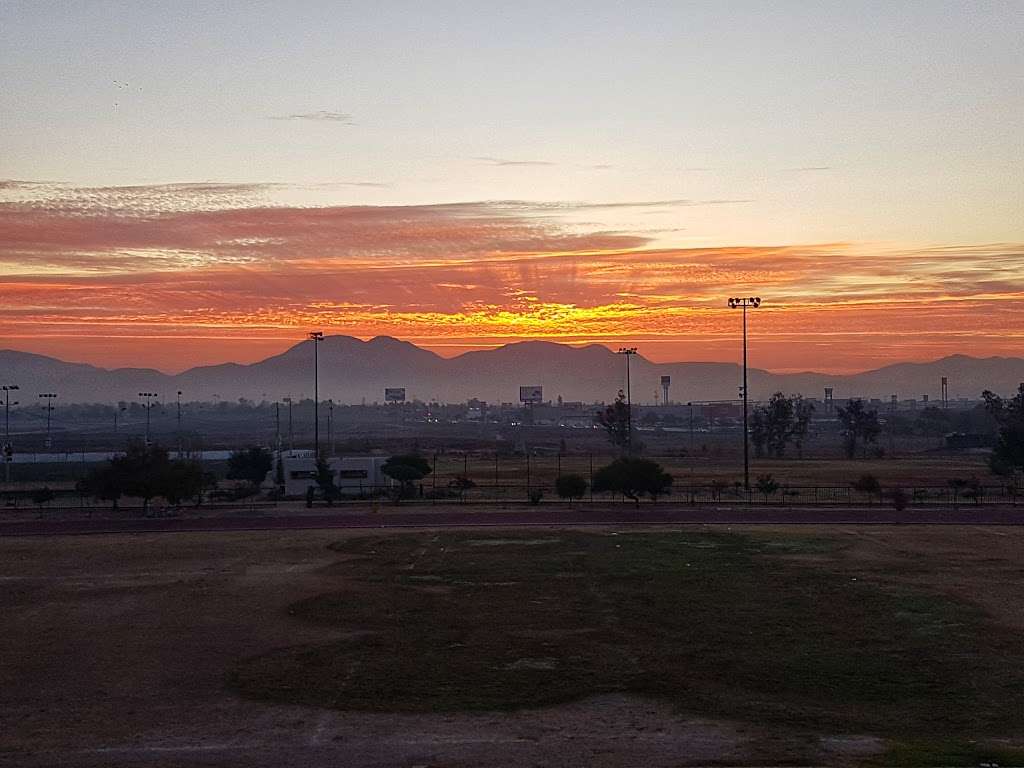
(4, 526), (1024, 766)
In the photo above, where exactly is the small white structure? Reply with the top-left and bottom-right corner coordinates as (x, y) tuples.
(280, 453), (391, 498)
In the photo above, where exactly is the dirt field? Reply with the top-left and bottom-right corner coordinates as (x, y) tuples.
(4, 526), (1024, 767)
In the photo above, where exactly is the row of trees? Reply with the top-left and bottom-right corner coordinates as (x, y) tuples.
(77, 441), (216, 515)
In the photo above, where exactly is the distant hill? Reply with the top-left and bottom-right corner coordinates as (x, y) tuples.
(1, 337), (1022, 405)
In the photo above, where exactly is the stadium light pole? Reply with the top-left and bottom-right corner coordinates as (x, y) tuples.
(309, 331), (324, 456)
(617, 347), (638, 454)
(38, 393), (57, 449)
(138, 392), (158, 445)
(727, 297), (761, 491)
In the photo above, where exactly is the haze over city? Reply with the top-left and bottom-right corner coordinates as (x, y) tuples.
(2, 1), (1022, 374)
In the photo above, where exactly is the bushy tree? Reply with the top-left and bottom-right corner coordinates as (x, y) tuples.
(837, 400), (882, 459)
(113, 440), (172, 515)
(851, 473), (882, 502)
(227, 446), (273, 487)
(314, 455), (339, 506)
(382, 453), (432, 499)
(597, 390), (630, 453)
(982, 385), (1024, 476)
(555, 473), (588, 502)
(750, 393), (816, 459)
(756, 473), (780, 502)
(77, 464), (123, 511)
(592, 457), (672, 506)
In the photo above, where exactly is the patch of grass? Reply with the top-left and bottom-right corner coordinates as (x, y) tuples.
(229, 531), (1024, 746)
(872, 739), (1024, 767)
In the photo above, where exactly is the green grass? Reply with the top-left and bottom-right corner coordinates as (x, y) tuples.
(229, 531), (1024, 758)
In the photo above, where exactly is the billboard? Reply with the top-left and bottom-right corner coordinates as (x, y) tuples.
(384, 387), (406, 403)
(519, 385), (543, 404)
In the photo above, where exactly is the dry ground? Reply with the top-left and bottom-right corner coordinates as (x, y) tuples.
(3, 526), (1024, 767)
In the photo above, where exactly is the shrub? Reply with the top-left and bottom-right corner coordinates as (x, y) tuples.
(555, 474), (588, 502)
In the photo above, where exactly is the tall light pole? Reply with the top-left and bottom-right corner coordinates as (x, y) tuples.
(617, 347), (638, 454)
(38, 393), (57, 449)
(138, 392), (158, 445)
(728, 296), (762, 491)
(309, 331), (324, 456)
(3, 385), (18, 482)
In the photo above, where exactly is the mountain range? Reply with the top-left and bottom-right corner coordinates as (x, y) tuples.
(1, 336), (1022, 405)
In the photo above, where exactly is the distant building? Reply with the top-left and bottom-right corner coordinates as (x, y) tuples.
(280, 454), (391, 497)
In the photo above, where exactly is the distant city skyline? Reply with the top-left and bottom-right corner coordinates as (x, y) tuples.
(1, 2), (1022, 373)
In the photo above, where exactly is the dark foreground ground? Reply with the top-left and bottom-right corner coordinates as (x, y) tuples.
(4, 526), (1024, 767)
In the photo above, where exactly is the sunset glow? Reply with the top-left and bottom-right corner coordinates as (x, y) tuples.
(2, 3), (1022, 373)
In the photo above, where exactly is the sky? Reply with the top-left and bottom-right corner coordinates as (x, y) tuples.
(1, 0), (1022, 374)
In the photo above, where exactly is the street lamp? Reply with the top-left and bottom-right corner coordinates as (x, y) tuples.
(727, 296), (762, 490)
(38, 393), (57, 449)
(617, 347), (638, 454)
(309, 331), (324, 456)
(138, 392), (159, 445)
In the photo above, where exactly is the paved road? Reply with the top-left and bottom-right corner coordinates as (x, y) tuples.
(4, 503), (1024, 536)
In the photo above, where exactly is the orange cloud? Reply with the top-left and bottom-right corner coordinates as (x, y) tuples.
(1, 182), (1022, 372)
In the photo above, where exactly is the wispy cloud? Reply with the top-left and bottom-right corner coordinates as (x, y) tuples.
(473, 156), (556, 167)
(782, 166), (832, 172)
(267, 110), (354, 123)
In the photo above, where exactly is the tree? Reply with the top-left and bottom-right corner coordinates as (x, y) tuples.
(161, 459), (205, 506)
(113, 440), (172, 516)
(750, 393), (815, 459)
(77, 464), (123, 511)
(227, 446), (273, 487)
(382, 454), (432, 500)
(982, 385), (1024, 476)
(450, 475), (475, 501)
(764, 393), (795, 458)
(31, 486), (54, 512)
(314, 455), (339, 506)
(791, 395), (815, 459)
(555, 473), (588, 502)
(755, 473), (780, 503)
(597, 390), (630, 453)
(750, 408), (768, 458)
(851, 473), (882, 503)
(837, 400), (882, 458)
(592, 457), (672, 506)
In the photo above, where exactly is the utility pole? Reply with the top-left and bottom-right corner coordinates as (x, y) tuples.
(727, 296), (762, 491)
(617, 347), (638, 454)
(309, 331), (323, 456)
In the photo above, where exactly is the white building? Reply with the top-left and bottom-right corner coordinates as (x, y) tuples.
(280, 453), (391, 498)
